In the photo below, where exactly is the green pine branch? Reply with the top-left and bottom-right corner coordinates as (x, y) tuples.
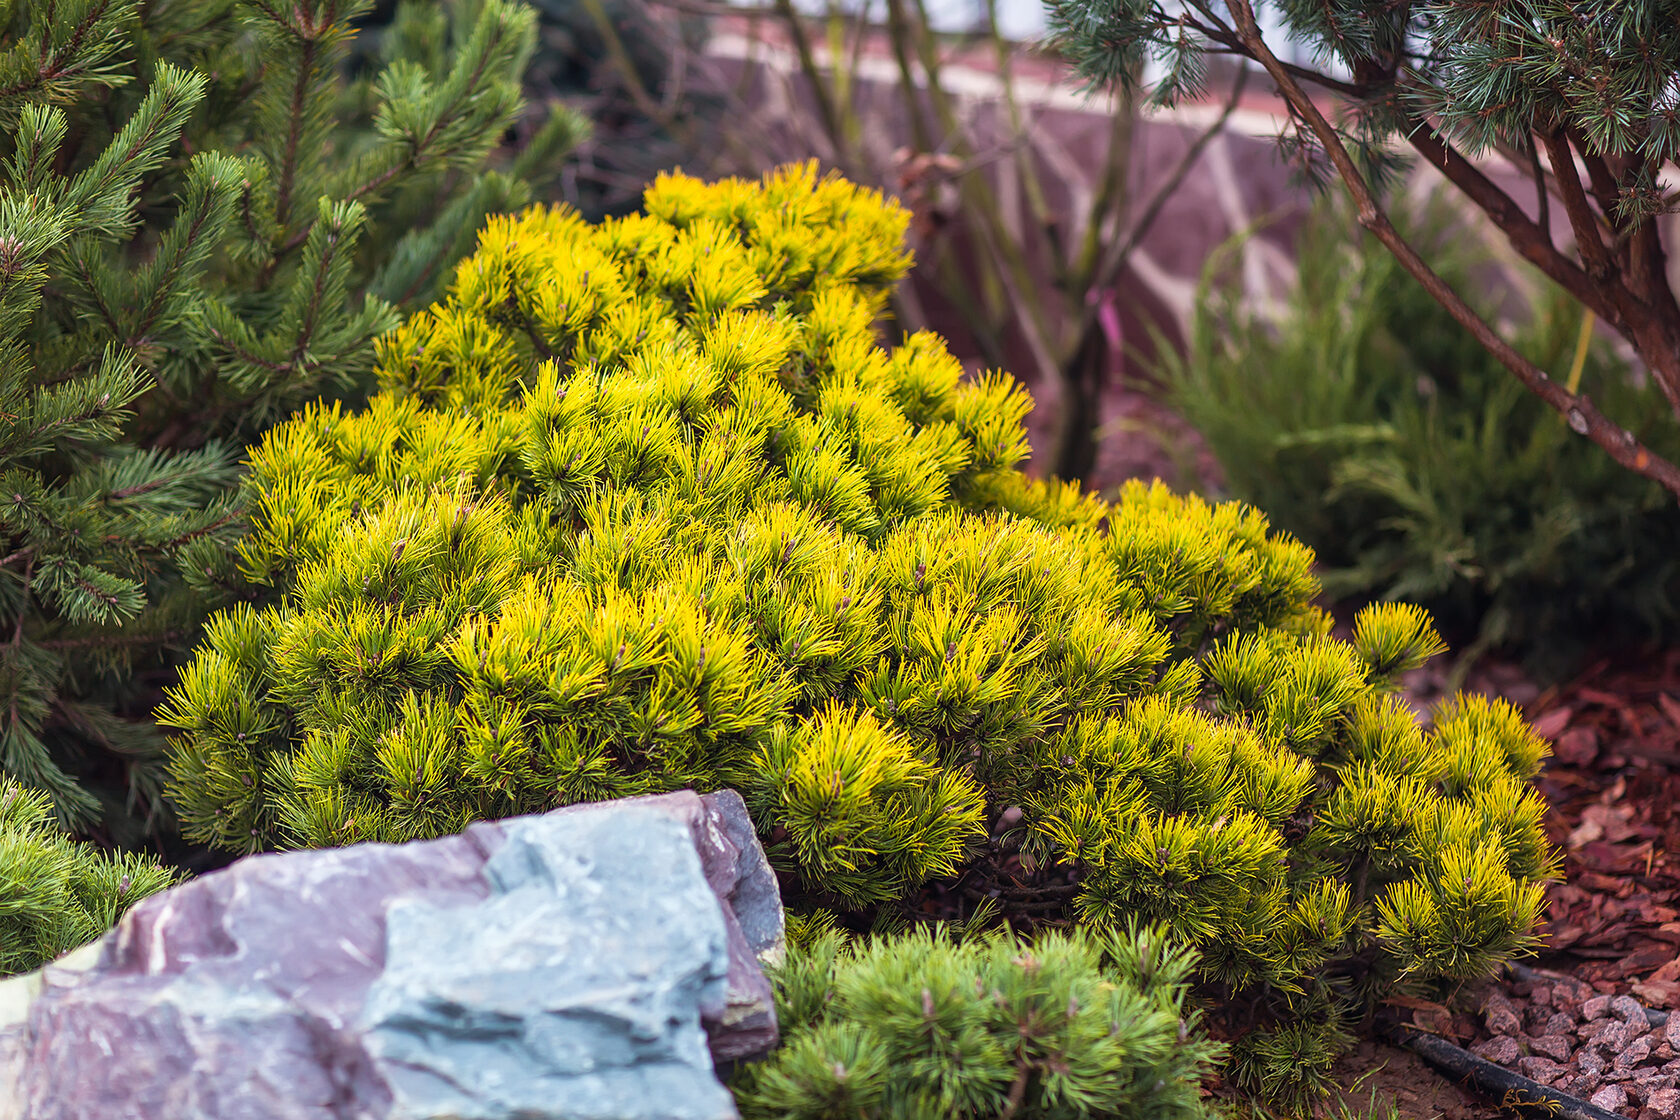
(0, 0), (580, 834)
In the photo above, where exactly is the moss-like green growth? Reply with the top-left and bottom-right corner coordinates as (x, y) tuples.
(161, 164), (1553, 1101)
(1, 780), (175, 976)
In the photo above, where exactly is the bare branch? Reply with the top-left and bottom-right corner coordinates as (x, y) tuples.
(1401, 115), (1620, 330)
(1105, 64), (1249, 287)
(1221, 0), (1680, 500)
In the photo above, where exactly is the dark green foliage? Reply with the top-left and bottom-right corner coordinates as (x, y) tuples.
(161, 166), (1554, 1104)
(1165, 200), (1680, 672)
(0, 777), (175, 976)
(1044, 0), (1680, 208)
(0, 0), (583, 836)
(732, 917), (1219, 1120)
(1043, 0), (1680, 502)
(0, 59), (245, 832)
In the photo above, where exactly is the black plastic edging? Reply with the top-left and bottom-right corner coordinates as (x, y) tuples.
(1384, 1022), (1629, 1120)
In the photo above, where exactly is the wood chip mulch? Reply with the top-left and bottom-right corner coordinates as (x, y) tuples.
(1526, 650), (1680, 1006)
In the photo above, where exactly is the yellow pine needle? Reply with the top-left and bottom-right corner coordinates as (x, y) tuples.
(1565, 308), (1595, 395)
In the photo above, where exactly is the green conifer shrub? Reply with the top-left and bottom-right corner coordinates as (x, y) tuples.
(0, 777), (174, 976)
(731, 918), (1219, 1119)
(1044, 0), (1680, 500)
(1165, 199), (1680, 673)
(161, 164), (1554, 1103)
(0, 0), (584, 837)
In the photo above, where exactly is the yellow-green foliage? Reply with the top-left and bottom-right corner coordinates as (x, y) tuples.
(162, 166), (1552, 1093)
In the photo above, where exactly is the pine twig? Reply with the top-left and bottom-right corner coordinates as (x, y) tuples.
(1219, 0), (1680, 501)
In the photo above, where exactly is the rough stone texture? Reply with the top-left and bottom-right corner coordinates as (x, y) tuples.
(1445, 973), (1680, 1115)
(0, 789), (782, 1120)
(1484, 992), (1524, 1036)
(1646, 1086), (1680, 1119)
(1473, 1035), (1522, 1065)
(1596, 1085), (1633, 1113)
(1558, 979), (1596, 1005)
(1518, 1056), (1567, 1084)
(1567, 1074), (1603, 1097)
(1546, 1011), (1581, 1036)
(553, 789), (783, 1062)
(1623, 1036), (1660, 1070)
(1601, 1020), (1641, 1050)
(1615, 996), (1651, 1025)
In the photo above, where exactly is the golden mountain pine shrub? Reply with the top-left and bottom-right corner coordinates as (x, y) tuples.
(162, 164), (1552, 1100)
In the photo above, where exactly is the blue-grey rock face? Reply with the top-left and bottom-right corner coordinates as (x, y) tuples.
(0, 790), (781, 1120)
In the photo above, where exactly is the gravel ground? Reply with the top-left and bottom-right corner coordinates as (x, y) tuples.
(1464, 969), (1680, 1118)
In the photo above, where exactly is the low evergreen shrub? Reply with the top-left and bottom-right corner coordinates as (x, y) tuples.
(731, 917), (1219, 1120)
(0, 778), (174, 977)
(1165, 199), (1680, 674)
(162, 165), (1554, 1103)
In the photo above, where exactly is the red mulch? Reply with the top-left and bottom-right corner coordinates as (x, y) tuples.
(1524, 650), (1680, 1005)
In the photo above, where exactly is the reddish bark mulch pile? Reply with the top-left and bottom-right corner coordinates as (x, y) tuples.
(1527, 650), (1680, 1005)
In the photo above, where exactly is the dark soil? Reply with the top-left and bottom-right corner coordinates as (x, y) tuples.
(1326, 1038), (1494, 1120)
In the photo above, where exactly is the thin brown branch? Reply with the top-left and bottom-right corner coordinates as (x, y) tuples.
(274, 37), (319, 231)
(1106, 64), (1248, 286)
(1177, 1), (1368, 98)
(984, 0), (1060, 279)
(1071, 79), (1140, 288)
(1525, 134), (1549, 237)
(1065, 64), (1247, 353)
(39, 629), (188, 652)
(1541, 129), (1615, 281)
(1576, 144), (1625, 232)
(1222, 0), (1680, 501)
(1401, 115), (1618, 328)
(768, 0), (852, 163)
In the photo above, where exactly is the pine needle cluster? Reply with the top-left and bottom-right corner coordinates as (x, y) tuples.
(731, 917), (1219, 1120)
(1043, 0), (1680, 501)
(161, 164), (1555, 1103)
(1045, 0), (1680, 212)
(0, 777), (174, 977)
(0, 0), (583, 837)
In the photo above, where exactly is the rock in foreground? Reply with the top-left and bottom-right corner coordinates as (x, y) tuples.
(0, 790), (782, 1120)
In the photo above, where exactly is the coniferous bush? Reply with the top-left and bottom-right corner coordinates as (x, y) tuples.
(0, 0), (583, 836)
(161, 164), (1554, 1102)
(1167, 199), (1680, 671)
(731, 918), (1219, 1120)
(1044, 0), (1680, 499)
(0, 778), (174, 977)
